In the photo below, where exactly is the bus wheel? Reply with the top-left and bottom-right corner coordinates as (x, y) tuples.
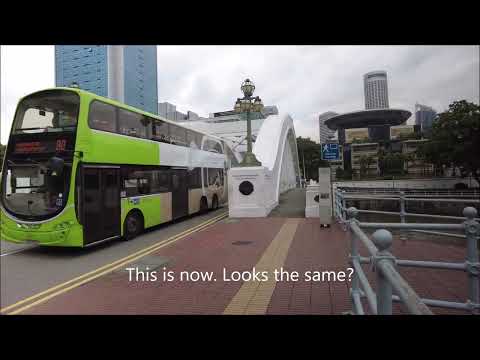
(200, 197), (208, 214)
(123, 211), (143, 241)
(212, 195), (219, 210)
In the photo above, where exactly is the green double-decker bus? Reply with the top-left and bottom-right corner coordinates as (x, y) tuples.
(1, 87), (237, 247)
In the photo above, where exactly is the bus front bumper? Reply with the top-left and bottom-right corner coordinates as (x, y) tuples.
(1, 224), (73, 246)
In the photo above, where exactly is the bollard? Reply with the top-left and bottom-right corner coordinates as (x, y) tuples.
(399, 191), (406, 224)
(335, 189), (341, 221)
(463, 207), (480, 315)
(347, 207), (361, 314)
(372, 229), (395, 315)
(338, 190), (343, 222)
(399, 191), (407, 243)
(341, 190), (347, 222)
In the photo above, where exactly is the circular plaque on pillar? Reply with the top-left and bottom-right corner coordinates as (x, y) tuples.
(239, 181), (254, 196)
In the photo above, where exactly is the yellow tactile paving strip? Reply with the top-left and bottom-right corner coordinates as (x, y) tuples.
(223, 218), (300, 315)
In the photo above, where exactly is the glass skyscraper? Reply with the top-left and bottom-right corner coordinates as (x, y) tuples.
(415, 103), (437, 137)
(55, 45), (158, 114)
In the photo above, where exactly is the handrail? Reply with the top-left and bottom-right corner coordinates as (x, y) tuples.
(338, 187), (479, 194)
(342, 195), (480, 203)
(334, 189), (480, 315)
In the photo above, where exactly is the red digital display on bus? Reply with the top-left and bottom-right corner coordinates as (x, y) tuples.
(14, 139), (68, 154)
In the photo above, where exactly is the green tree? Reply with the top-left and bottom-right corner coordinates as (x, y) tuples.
(297, 137), (329, 181)
(359, 155), (368, 177)
(378, 151), (404, 176)
(403, 152), (415, 174)
(358, 155), (376, 178)
(377, 148), (387, 176)
(417, 100), (480, 185)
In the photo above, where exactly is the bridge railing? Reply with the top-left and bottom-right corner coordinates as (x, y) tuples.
(333, 189), (480, 315)
(338, 187), (480, 198)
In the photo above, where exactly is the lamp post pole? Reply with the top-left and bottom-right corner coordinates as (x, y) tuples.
(246, 108), (252, 154)
(234, 79), (263, 167)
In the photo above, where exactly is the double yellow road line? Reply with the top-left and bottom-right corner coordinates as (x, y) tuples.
(1, 211), (228, 315)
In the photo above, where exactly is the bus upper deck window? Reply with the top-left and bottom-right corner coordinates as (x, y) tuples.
(118, 109), (147, 138)
(89, 101), (116, 133)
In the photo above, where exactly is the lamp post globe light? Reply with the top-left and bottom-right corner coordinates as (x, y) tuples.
(234, 79), (263, 167)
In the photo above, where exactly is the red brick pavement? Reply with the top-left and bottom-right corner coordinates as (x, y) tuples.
(267, 219), (351, 315)
(24, 217), (472, 315)
(357, 232), (469, 315)
(27, 218), (285, 314)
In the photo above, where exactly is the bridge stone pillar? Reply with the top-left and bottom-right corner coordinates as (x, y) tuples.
(228, 166), (276, 218)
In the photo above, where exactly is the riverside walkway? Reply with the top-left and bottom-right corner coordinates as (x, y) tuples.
(7, 208), (470, 315)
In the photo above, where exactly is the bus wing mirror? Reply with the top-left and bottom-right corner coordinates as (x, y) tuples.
(47, 156), (65, 176)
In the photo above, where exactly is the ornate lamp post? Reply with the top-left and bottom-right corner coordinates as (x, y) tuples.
(234, 79), (264, 167)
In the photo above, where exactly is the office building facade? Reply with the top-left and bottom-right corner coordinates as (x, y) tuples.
(158, 102), (200, 122)
(415, 103), (437, 137)
(364, 71), (389, 109)
(55, 45), (158, 114)
(319, 111), (337, 144)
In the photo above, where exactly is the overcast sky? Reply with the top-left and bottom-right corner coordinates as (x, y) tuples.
(1, 45), (478, 144)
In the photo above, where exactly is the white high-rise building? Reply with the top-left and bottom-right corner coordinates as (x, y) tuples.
(363, 70), (389, 109)
(319, 111), (338, 144)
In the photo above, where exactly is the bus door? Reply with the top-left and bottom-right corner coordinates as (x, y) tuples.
(171, 169), (188, 220)
(82, 166), (121, 244)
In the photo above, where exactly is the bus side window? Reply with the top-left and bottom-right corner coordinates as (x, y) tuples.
(214, 141), (223, 154)
(152, 120), (170, 143)
(122, 167), (148, 196)
(89, 101), (117, 133)
(208, 168), (221, 187)
(187, 130), (202, 148)
(169, 125), (187, 147)
(118, 108), (147, 138)
(188, 168), (201, 188)
(203, 139), (222, 153)
(151, 170), (170, 193)
(219, 170), (224, 186)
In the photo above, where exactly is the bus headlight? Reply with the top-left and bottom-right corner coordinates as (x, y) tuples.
(16, 223), (41, 230)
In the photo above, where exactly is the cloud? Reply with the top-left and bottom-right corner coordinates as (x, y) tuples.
(1, 45), (54, 143)
(2, 45), (479, 144)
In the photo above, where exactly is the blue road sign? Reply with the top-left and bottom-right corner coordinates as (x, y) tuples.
(321, 143), (340, 161)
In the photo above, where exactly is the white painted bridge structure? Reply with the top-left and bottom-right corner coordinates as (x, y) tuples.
(182, 112), (301, 217)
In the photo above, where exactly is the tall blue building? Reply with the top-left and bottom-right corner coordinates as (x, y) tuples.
(414, 103), (437, 137)
(55, 45), (158, 114)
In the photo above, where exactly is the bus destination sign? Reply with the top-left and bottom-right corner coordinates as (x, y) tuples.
(14, 139), (68, 154)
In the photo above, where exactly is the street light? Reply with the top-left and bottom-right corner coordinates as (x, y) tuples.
(234, 79), (263, 167)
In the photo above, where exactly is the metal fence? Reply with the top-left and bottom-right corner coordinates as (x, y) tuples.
(337, 187), (480, 198)
(333, 189), (480, 315)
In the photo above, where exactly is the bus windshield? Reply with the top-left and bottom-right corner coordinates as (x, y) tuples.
(12, 90), (79, 134)
(1, 162), (72, 220)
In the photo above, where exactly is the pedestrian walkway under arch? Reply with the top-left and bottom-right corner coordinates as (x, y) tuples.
(268, 188), (306, 218)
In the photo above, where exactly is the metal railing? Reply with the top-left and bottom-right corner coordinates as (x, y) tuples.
(333, 189), (480, 315)
(337, 187), (480, 198)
